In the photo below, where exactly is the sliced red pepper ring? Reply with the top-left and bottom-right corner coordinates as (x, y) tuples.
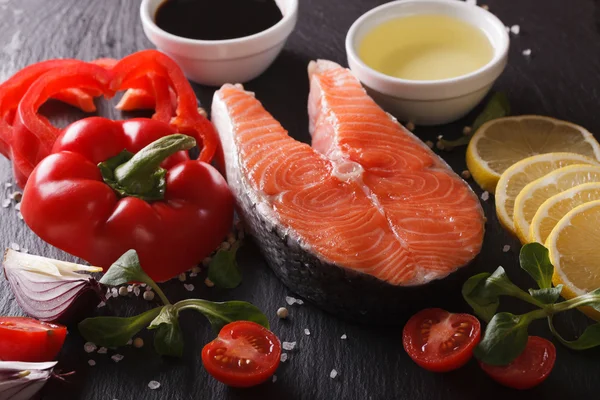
(111, 50), (218, 162)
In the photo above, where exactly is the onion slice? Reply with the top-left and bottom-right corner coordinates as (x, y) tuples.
(3, 250), (105, 324)
(0, 361), (57, 400)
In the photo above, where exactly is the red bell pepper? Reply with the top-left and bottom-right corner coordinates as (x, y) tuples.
(21, 117), (233, 282)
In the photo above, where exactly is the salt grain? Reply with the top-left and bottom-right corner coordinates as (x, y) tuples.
(84, 342), (97, 353)
(14, 202), (20, 211)
(330, 369), (338, 379)
(20, 248), (27, 254)
(522, 49), (532, 56)
(190, 273), (197, 278)
(17, 212), (23, 220)
(148, 381), (161, 390)
(4, 182), (11, 188)
(280, 353), (288, 362)
(510, 25), (520, 35)
(340, 334), (347, 340)
(88, 360), (96, 366)
(272, 375), (277, 383)
(133, 286), (141, 297)
(282, 341), (296, 351)
(127, 285), (134, 293)
(126, 339), (133, 345)
(304, 328), (311, 336)
(97, 347), (107, 354)
(184, 283), (195, 292)
(2, 199), (10, 208)
(9, 242), (19, 251)
(481, 191), (490, 201)
(502, 245), (511, 253)
(111, 288), (118, 297)
(111, 354), (124, 363)
(97, 301), (106, 308)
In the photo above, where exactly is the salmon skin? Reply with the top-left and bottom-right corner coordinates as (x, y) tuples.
(212, 61), (485, 322)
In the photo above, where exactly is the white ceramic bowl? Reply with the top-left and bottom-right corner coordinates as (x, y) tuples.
(140, 0), (298, 86)
(346, 0), (509, 126)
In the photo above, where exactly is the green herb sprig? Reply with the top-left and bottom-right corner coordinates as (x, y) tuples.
(463, 242), (600, 366)
(437, 92), (510, 150)
(78, 250), (268, 357)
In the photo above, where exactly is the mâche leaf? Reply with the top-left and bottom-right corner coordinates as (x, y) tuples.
(78, 307), (163, 347)
(462, 272), (499, 322)
(148, 306), (184, 358)
(208, 244), (243, 289)
(174, 299), (269, 333)
(474, 312), (532, 366)
(437, 92), (510, 150)
(529, 285), (563, 304)
(519, 243), (554, 289)
(548, 316), (600, 350)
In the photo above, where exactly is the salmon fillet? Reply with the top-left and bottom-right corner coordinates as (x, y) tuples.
(212, 61), (485, 319)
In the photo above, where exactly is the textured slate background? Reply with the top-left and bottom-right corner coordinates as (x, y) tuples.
(0, 0), (599, 399)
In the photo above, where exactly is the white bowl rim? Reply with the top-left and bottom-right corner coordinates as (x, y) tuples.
(140, 0), (299, 47)
(345, 0), (509, 87)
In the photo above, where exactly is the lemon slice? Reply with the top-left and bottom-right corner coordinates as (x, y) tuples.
(530, 182), (600, 244)
(494, 153), (598, 234)
(547, 199), (600, 320)
(466, 115), (600, 194)
(513, 165), (600, 243)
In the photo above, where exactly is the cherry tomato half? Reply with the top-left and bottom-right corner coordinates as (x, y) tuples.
(202, 321), (281, 387)
(479, 336), (556, 390)
(403, 308), (481, 372)
(0, 317), (67, 362)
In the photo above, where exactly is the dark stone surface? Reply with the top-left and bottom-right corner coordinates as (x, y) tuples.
(0, 0), (599, 399)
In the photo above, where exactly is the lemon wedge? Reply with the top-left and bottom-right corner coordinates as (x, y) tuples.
(530, 183), (600, 244)
(494, 153), (598, 234)
(514, 165), (600, 243)
(466, 115), (600, 194)
(547, 200), (600, 320)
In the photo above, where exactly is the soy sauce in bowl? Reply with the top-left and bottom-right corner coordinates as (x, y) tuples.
(155, 0), (283, 41)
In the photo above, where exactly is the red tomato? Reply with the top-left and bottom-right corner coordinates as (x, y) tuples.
(0, 317), (67, 362)
(479, 336), (556, 390)
(202, 321), (281, 387)
(403, 308), (481, 372)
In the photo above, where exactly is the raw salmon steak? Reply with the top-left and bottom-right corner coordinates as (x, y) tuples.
(212, 60), (485, 321)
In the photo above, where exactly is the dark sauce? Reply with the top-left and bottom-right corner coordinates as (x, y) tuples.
(155, 0), (283, 41)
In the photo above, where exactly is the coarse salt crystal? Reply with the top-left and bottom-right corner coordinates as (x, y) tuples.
(280, 353), (288, 362)
(510, 25), (520, 35)
(282, 341), (296, 351)
(505, 26), (510, 32)
(4, 182), (11, 188)
(272, 375), (277, 383)
(340, 334), (347, 340)
(84, 342), (97, 353)
(9, 242), (19, 251)
(330, 369), (338, 379)
(285, 296), (296, 305)
(304, 328), (311, 336)
(97, 347), (107, 354)
(481, 191), (490, 201)
(21, 248), (27, 253)
(88, 360), (96, 366)
(148, 381), (161, 390)
(14, 202), (20, 211)
(111, 354), (124, 363)
(1, 199), (10, 208)
(97, 301), (106, 308)
(17, 212), (23, 220)
(522, 49), (532, 56)
(503, 245), (511, 253)
(184, 283), (195, 292)
(296, 299), (304, 305)
(111, 288), (118, 297)
(127, 285), (134, 293)
(126, 339), (133, 345)
(133, 286), (141, 296)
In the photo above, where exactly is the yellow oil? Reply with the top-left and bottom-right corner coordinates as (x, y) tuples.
(358, 14), (494, 81)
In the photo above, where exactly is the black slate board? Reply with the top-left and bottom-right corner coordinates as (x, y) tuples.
(0, 0), (599, 399)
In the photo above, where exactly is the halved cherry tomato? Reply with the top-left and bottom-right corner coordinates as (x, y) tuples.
(0, 317), (67, 362)
(479, 336), (556, 390)
(403, 308), (481, 372)
(202, 321), (281, 388)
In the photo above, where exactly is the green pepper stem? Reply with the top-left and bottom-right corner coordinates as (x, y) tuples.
(113, 134), (195, 197)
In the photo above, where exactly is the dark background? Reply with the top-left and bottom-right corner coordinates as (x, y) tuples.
(0, 0), (599, 399)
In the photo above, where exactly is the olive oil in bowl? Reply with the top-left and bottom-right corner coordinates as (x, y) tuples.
(358, 14), (494, 81)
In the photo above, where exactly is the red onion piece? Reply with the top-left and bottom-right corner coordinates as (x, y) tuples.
(0, 361), (56, 400)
